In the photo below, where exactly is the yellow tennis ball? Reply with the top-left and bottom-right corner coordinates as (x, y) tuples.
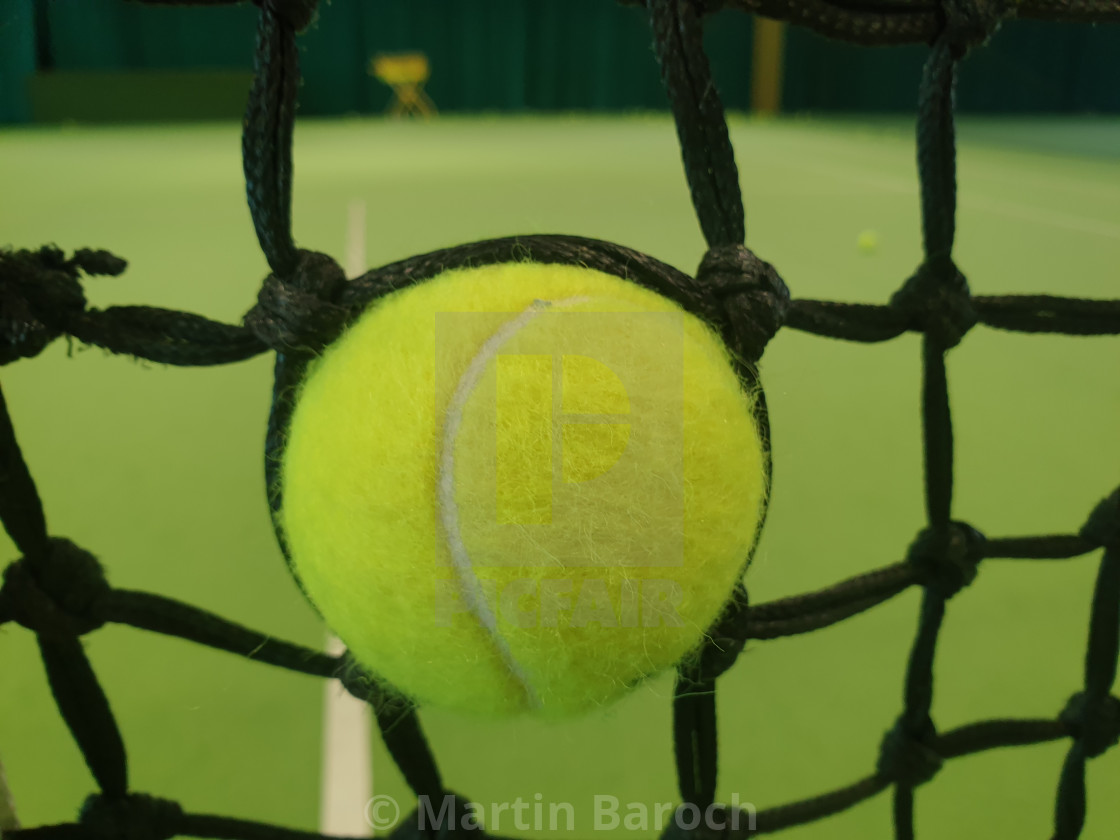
(857, 229), (879, 254)
(279, 261), (768, 717)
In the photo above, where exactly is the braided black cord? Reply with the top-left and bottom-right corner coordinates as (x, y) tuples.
(64, 307), (265, 366)
(704, 522), (1102, 640)
(236, 0), (453, 811)
(975, 296), (1120, 335)
(680, 0), (1120, 46)
(37, 637), (128, 800)
(884, 5), (972, 833)
(4, 715), (1076, 840)
(984, 535), (1098, 560)
(0, 388), (131, 803)
(372, 703), (446, 806)
(0, 245), (265, 367)
(673, 664), (719, 813)
(746, 562), (919, 622)
(745, 590), (911, 639)
(919, 338), (953, 536)
(3, 793), (369, 840)
(1052, 492), (1120, 839)
(1053, 744), (1089, 840)
(1, 547), (345, 682)
(643, 3), (788, 816)
(345, 235), (702, 320)
(785, 300), (909, 342)
(751, 715), (1073, 834)
(936, 718), (1071, 758)
(916, 49), (958, 267)
(0, 385), (49, 561)
(786, 295), (1120, 342)
(1017, 0), (1120, 22)
(3, 827), (86, 840)
(648, 0), (744, 248)
(179, 813), (365, 840)
(330, 658), (447, 805)
(343, 238), (1120, 348)
(242, 1), (301, 277)
(889, 589), (944, 840)
(752, 775), (891, 834)
(102, 590), (340, 677)
(698, 0), (942, 45)
(261, 351), (311, 586)
(346, 233), (774, 392)
(707, 519), (1105, 640)
(343, 234), (690, 306)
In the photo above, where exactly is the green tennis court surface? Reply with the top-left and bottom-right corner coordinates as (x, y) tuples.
(1, 115), (1117, 838)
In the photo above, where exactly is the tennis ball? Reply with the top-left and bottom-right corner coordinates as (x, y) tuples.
(857, 229), (879, 254)
(280, 262), (767, 717)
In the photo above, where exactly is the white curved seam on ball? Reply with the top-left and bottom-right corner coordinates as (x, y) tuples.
(438, 295), (590, 710)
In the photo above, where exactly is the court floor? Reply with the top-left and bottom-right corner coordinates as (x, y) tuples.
(1, 114), (1117, 838)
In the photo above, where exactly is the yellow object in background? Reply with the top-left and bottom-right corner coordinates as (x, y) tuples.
(751, 19), (786, 116)
(370, 52), (437, 118)
(857, 229), (880, 254)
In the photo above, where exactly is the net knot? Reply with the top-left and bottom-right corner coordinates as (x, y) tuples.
(938, 0), (1013, 57)
(254, 0), (319, 32)
(890, 256), (976, 348)
(1080, 488), (1120, 549)
(79, 793), (183, 840)
(905, 521), (984, 599)
(692, 583), (749, 681)
(336, 650), (402, 710)
(694, 245), (789, 363)
(877, 716), (942, 788)
(1, 538), (108, 637)
(0, 246), (125, 365)
(1060, 692), (1120, 759)
(244, 249), (350, 354)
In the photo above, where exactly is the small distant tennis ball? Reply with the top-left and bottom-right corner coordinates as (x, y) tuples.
(857, 229), (879, 254)
(280, 262), (767, 717)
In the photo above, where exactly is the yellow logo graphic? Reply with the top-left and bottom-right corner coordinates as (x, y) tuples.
(496, 354), (631, 524)
(436, 309), (684, 568)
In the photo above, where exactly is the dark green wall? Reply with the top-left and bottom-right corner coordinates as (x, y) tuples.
(41, 0), (255, 69)
(0, 0), (35, 122)
(25, 0), (753, 118)
(783, 21), (1120, 113)
(2, 0), (1118, 123)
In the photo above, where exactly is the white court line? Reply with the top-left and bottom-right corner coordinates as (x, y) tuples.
(787, 152), (1120, 241)
(346, 199), (368, 280)
(965, 193), (1120, 241)
(0, 754), (19, 833)
(319, 199), (373, 838)
(320, 635), (372, 837)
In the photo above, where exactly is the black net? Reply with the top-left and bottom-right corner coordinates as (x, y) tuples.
(2, 1), (1119, 838)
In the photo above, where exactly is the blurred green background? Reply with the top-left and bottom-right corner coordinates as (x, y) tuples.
(1, 113), (1117, 838)
(1, 0), (1119, 837)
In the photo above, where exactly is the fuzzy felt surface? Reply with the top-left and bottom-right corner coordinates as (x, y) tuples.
(280, 261), (766, 717)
